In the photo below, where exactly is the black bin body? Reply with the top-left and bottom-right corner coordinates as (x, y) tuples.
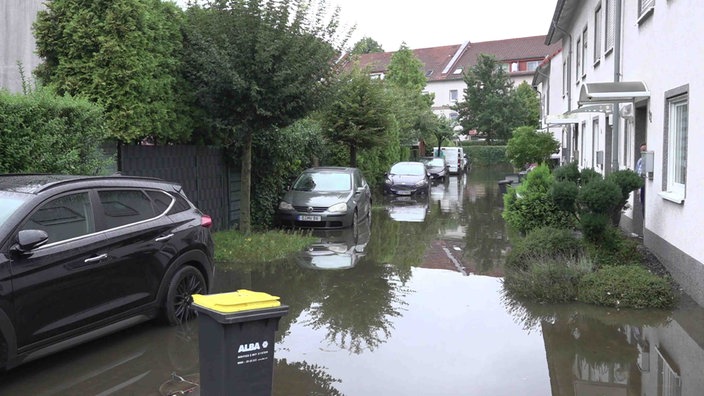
(194, 305), (289, 396)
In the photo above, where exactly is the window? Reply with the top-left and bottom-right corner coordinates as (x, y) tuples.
(663, 87), (688, 201)
(23, 192), (94, 244)
(99, 190), (156, 229)
(449, 89), (458, 102)
(511, 62), (519, 72)
(594, 3), (602, 63)
(575, 37), (581, 82)
(581, 26), (588, 77)
(638, 0), (655, 23)
(453, 68), (463, 75)
(605, 0), (615, 52)
(500, 63), (509, 72)
(527, 60), (540, 71)
(562, 60), (568, 97)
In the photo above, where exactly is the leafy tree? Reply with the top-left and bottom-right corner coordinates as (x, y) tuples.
(350, 36), (384, 54)
(505, 126), (559, 169)
(385, 43), (435, 147)
(33, 0), (190, 143)
(427, 115), (456, 155)
(182, 0), (348, 233)
(454, 54), (516, 144)
(321, 67), (394, 167)
(514, 81), (541, 128)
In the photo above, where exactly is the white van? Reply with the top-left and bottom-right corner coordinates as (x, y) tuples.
(434, 147), (468, 174)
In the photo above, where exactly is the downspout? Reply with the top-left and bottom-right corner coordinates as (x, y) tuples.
(610, 0), (623, 173)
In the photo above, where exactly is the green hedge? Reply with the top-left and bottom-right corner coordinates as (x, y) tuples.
(0, 88), (109, 174)
(461, 144), (507, 167)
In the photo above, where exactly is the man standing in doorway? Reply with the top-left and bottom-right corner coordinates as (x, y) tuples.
(635, 143), (647, 217)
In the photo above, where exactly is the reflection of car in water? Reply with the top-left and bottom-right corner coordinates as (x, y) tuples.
(295, 218), (371, 270)
(385, 196), (429, 222)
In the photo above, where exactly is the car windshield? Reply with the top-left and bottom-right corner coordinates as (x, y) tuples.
(390, 163), (425, 176)
(0, 193), (29, 228)
(428, 159), (445, 167)
(293, 172), (352, 192)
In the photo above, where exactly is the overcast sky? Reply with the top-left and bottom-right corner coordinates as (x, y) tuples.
(173, 0), (558, 51)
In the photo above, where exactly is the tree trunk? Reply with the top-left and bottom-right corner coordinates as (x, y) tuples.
(350, 144), (357, 167)
(240, 131), (252, 234)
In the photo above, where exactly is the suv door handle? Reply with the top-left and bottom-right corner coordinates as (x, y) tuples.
(155, 234), (174, 242)
(84, 254), (108, 263)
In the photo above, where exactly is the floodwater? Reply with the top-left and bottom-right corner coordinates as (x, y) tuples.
(3, 166), (704, 395)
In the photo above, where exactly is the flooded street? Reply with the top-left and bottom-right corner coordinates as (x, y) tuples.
(3, 166), (704, 395)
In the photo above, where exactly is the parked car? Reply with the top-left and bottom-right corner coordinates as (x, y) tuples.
(433, 147), (469, 174)
(383, 161), (430, 196)
(0, 174), (215, 371)
(425, 157), (449, 181)
(277, 167), (372, 233)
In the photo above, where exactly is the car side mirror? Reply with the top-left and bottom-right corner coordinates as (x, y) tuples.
(13, 229), (49, 253)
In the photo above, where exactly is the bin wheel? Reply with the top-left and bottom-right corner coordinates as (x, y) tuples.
(164, 265), (206, 325)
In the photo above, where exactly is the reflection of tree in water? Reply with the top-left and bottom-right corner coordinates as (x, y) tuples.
(302, 260), (410, 354)
(504, 295), (672, 396)
(273, 358), (343, 396)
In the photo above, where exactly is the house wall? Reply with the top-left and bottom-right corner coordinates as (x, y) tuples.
(548, 0), (704, 306)
(426, 79), (465, 119)
(619, 0), (704, 306)
(0, 0), (44, 92)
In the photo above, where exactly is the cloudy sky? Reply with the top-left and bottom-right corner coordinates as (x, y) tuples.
(173, 0), (558, 51)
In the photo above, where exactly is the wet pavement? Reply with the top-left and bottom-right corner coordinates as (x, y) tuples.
(3, 165), (704, 395)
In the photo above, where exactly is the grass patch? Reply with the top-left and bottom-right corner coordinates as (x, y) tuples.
(212, 229), (317, 263)
(503, 254), (593, 303)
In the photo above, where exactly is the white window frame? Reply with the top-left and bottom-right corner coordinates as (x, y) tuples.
(581, 26), (588, 78)
(594, 3), (602, 64)
(449, 89), (458, 103)
(575, 37), (581, 83)
(661, 86), (688, 203)
(638, 0), (656, 23)
(605, 0), (615, 54)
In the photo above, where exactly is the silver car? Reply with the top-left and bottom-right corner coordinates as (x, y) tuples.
(277, 167), (372, 232)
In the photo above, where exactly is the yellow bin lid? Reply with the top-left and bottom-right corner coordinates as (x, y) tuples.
(192, 289), (281, 313)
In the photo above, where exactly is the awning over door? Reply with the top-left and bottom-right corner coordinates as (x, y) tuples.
(565, 104), (613, 115)
(578, 81), (650, 105)
(546, 114), (579, 125)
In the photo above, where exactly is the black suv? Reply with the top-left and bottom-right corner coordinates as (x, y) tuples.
(0, 174), (214, 370)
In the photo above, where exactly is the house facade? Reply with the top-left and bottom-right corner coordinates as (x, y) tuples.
(536, 0), (704, 307)
(352, 36), (560, 122)
(0, 0), (44, 93)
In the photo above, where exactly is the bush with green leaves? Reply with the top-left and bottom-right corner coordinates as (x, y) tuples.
(505, 226), (584, 271)
(504, 254), (593, 303)
(585, 226), (644, 268)
(504, 126), (559, 170)
(0, 88), (109, 174)
(578, 265), (676, 309)
(502, 164), (574, 234)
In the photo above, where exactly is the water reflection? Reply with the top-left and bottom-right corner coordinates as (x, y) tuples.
(384, 195), (429, 223)
(4, 166), (704, 395)
(294, 218), (371, 270)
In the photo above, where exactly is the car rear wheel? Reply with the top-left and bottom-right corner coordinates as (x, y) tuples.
(164, 265), (206, 325)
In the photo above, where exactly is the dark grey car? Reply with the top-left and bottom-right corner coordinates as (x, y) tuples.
(277, 167), (372, 232)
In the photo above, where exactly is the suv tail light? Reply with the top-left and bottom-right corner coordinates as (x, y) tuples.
(201, 214), (213, 228)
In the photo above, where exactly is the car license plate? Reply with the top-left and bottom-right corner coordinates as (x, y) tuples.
(297, 215), (322, 221)
(397, 191), (411, 196)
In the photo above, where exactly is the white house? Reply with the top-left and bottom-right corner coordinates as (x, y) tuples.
(351, 36), (560, 123)
(537, 0), (704, 307)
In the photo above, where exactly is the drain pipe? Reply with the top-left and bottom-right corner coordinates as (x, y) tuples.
(610, 0), (623, 173)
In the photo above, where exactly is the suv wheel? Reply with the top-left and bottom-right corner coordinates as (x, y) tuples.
(164, 265), (206, 325)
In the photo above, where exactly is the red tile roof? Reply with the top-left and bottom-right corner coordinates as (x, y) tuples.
(346, 35), (561, 82)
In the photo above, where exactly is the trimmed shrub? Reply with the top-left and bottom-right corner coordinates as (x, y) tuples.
(0, 88), (109, 174)
(585, 226), (644, 268)
(550, 180), (579, 213)
(552, 162), (580, 183)
(579, 168), (603, 185)
(578, 265), (676, 309)
(502, 164), (574, 233)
